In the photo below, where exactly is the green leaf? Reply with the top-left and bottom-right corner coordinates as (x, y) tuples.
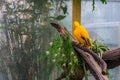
(55, 15), (66, 20)
(61, 5), (67, 14)
(92, 0), (107, 11)
(101, 0), (107, 4)
(92, 0), (95, 11)
(49, 16), (55, 19)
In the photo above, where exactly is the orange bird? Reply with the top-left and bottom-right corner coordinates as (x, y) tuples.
(73, 21), (91, 48)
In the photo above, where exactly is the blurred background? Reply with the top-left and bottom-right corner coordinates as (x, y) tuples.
(0, 0), (120, 80)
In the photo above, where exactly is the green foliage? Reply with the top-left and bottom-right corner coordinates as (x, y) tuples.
(92, 39), (110, 58)
(100, 0), (107, 4)
(61, 5), (68, 14)
(45, 36), (80, 76)
(45, 37), (110, 79)
(92, 39), (111, 78)
(49, 1), (68, 21)
(92, 0), (107, 10)
(55, 15), (66, 20)
(49, 15), (66, 21)
(92, 0), (95, 11)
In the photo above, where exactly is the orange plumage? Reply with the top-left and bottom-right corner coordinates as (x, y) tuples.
(73, 21), (91, 48)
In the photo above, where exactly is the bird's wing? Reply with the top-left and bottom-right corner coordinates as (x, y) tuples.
(81, 36), (91, 46)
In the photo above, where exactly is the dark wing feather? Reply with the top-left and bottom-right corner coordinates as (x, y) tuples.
(81, 36), (91, 46)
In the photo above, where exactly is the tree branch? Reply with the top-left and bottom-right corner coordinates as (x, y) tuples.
(73, 43), (107, 75)
(103, 48), (120, 69)
(50, 22), (120, 80)
(74, 46), (108, 80)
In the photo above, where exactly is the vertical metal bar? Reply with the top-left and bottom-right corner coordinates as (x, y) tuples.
(72, 0), (81, 34)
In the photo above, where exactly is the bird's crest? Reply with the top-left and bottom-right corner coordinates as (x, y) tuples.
(74, 21), (80, 28)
